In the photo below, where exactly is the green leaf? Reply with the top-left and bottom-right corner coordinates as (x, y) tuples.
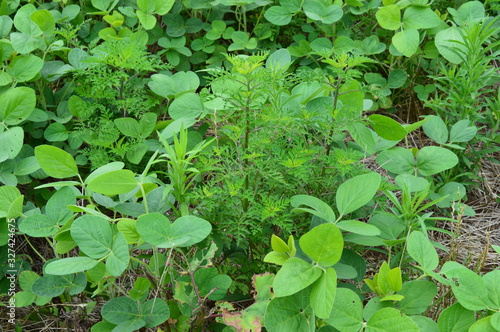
(168, 93), (204, 120)
(87, 169), (137, 196)
(141, 298), (171, 327)
(449, 120), (477, 143)
(290, 194), (336, 222)
(416, 146), (458, 176)
(31, 275), (72, 298)
(422, 115), (448, 144)
(347, 122), (376, 155)
(0, 87), (36, 125)
(71, 215), (112, 259)
(366, 307), (420, 332)
(266, 49), (292, 72)
(437, 303), (475, 332)
(469, 316), (498, 332)
(336, 173), (381, 216)
(117, 219), (141, 244)
(271, 234), (289, 253)
(19, 214), (59, 237)
(0, 186), (22, 218)
(194, 267), (231, 300)
(273, 257), (322, 297)
(84, 161), (124, 184)
(45, 257), (99, 275)
(395, 174), (429, 192)
(403, 6), (442, 30)
(444, 267), (489, 311)
(263, 251), (289, 265)
(483, 270), (500, 309)
(12, 291), (36, 307)
(326, 287), (363, 331)
(376, 5), (401, 30)
(407, 231), (439, 272)
(392, 28), (419, 57)
(336, 220), (381, 236)
(44, 122), (68, 142)
(114, 117), (142, 138)
(435, 27), (466, 64)
(34, 145), (78, 179)
(303, 1), (343, 24)
(369, 114), (407, 140)
(264, 6), (293, 26)
(46, 186), (76, 225)
(6, 55), (43, 82)
(264, 292), (311, 331)
(376, 147), (415, 175)
(171, 215), (212, 247)
(136, 10), (156, 30)
(398, 280), (437, 314)
(106, 232), (130, 276)
(149, 72), (200, 99)
(387, 69), (407, 89)
(300, 224), (344, 267)
(310, 268), (337, 319)
(101, 296), (141, 324)
(0, 127), (23, 162)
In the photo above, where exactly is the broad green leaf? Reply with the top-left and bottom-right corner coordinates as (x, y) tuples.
(154, 0), (175, 15)
(19, 271), (40, 292)
(12, 291), (36, 307)
(491, 312), (500, 331)
(392, 28), (419, 57)
(114, 117), (141, 138)
(117, 219), (141, 244)
(407, 231), (439, 272)
(46, 186), (76, 225)
(0, 16), (12, 38)
(194, 267), (231, 300)
(347, 122), (376, 155)
(290, 194), (336, 222)
(336, 173), (381, 216)
(376, 5), (401, 30)
(300, 224), (344, 267)
(376, 147), (415, 174)
(398, 280), (437, 314)
(369, 114), (407, 140)
(444, 267), (489, 311)
(0, 127), (23, 162)
(450, 1), (485, 25)
(483, 270), (500, 309)
(106, 232), (130, 276)
(263, 251), (289, 265)
(469, 316), (497, 332)
(403, 6), (441, 30)
(0, 186), (21, 218)
(31, 275), (72, 298)
(303, 1), (343, 24)
(437, 303), (475, 332)
(149, 72), (200, 99)
(6, 55), (43, 82)
(101, 296), (141, 324)
(387, 69), (407, 89)
(18, 214), (59, 237)
(422, 115), (448, 144)
(10, 32), (45, 54)
(141, 298), (171, 327)
(271, 234), (289, 253)
(273, 257), (322, 297)
(91, 0), (110, 11)
(87, 169), (137, 196)
(45, 257), (98, 275)
(435, 27), (466, 64)
(136, 10), (156, 30)
(171, 215), (212, 247)
(449, 120), (477, 143)
(44, 122), (68, 142)
(326, 287), (363, 331)
(395, 174), (429, 192)
(135, 213), (174, 246)
(416, 146), (458, 176)
(366, 307), (420, 332)
(35, 145), (78, 179)
(266, 49), (292, 72)
(336, 220), (381, 236)
(0, 87), (36, 125)
(264, 6), (293, 26)
(71, 215), (112, 259)
(168, 93), (204, 120)
(84, 161), (124, 184)
(264, 293), (310, 331)
(410, 316), (439, 332)
(386, 267), (402, 292)
(310, 268), (337, 319)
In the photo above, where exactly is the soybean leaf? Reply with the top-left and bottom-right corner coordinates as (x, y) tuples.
(449, 120), (477, 143)
(0, 186), (21, 218)
(437, 303), (475, 332)
(45, 257), (99, 275)
(0, 127), (23, 162)
(264, 6), (293, 26)
(336, 173), (381, 216)
(376, 5), (401, 30)
(101, 296), (141, 324)
(366, 307), (419, 332)
(46, 186), (76, 225)
(326, 287), (363, 332)
(34, 145), (78, 179)
(469, 316), (498, 332)
(171, 215), (212, 247)
(168, 93), (204, 120)
(194, 267), (231, 300)
(422, 115), (448, 144)
(106, 232), (130, 276)
(141, 298), (171, 327)
(310, 268), (337, 319)
(483, 270), (500, 310)
(403, 6), (441, 30)
(71, 215), (112, 259)
(87, 169), (137, 196)
(0, 87), (36, 125)
(290, 194), (336, 222)
(337, 220), (381, 236)
(416, 146), (458, 176)
(407, 231), (439, 272)
(135, 213), (175, 246)
(31, 275), (72, 298)
(397, 280), (437, 315)
(273, 257), (322, 297)
(392, 28), (419, 57)
(19, 214), (59, 237)
(299, 224), (343, 267)
(264, 292), (311, 331)
(84, 161), (124, 184)
(444, 267), (489, 311)
(149, 72), (200, 99)
(369, 114), (407, 141)
(376, 147), (414, 175)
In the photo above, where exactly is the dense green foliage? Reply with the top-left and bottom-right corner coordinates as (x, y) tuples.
(0, 0), (499, 331)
